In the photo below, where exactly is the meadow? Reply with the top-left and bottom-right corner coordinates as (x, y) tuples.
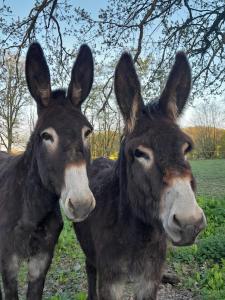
(168, 159), (225, 299)
(191, 160), (225, 199)
(15, 159), (225, 299)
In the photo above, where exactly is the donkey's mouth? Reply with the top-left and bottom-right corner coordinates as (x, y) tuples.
(60, 194), (96, 222)
(68, 213), (90, 223)
(171, 236), (196, 247)
(167, 225), (202, 247)
(71, 198), (96, 222)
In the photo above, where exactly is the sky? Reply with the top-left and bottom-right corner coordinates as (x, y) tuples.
(6, 0), (107, 19)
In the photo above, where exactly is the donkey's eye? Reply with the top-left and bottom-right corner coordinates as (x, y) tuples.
(84, 129), (92, 138)
(183, 142), (192, 154)
(41, 132), (53, 142)
(134, 149), (149, 160)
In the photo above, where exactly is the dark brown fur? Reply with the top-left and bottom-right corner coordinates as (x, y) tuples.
(74, 52), (203, 299)
(0, 43), (94, 300)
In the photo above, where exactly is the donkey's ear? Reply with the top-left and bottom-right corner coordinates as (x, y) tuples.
(26, 43), (51, 110)
(114, 52), (144, 133)
(159, 52), (191, 121)
(67, 44), (94, 108)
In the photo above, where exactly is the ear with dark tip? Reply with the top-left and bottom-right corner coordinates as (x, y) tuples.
(67, 44), (94, 108)
(26, 42), (51, 112)
(114, 52), (144, 133)
(159, 51), (192, 121)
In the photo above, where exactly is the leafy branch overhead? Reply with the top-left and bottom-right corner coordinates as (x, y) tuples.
(1, 0), (224, 96)
(94, 0), (225, 95)
(0, 0), (224, 153)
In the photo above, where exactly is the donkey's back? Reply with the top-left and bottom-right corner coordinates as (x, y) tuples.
(90, 157), (115, 178)
(0, 151), (9, 159)
(0, 151), (23, 197)
(0, 151), (22, 189)
(0, 151), (24, 242)
(0, 151), (9, 176)
(89, 157), (117, 206)
(0, 151), (11, 167)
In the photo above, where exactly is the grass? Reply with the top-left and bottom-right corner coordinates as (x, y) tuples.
(17, 219), (87, 299)
(46, 197), (225, 300)
(43, 220), (86, 299)
(169, 159), (225, 299)
(190, 159), (225, 199)
(168, 197), (225, 300)
(5, 159), (225, 299)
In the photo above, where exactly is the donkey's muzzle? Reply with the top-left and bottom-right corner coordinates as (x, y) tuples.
(60, 163), (96, 222)
(171, 214), (206, 246)
(67, 196), (96, 222)
(161, 177), (207, 246)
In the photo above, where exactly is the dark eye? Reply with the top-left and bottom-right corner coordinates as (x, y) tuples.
(84, 129), (92, 138)
(134, 149), (149, 160)
(41, 132), (53, 142)
(183, 142), (192, 154)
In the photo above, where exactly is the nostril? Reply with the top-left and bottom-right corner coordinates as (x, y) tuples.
(173, 214), (182, 229)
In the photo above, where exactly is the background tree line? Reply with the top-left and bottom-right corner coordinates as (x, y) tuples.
(0, 0), (224, 158)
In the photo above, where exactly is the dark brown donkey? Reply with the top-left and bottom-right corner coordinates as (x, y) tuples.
(0, 43), (95, 300)
(74, 52), (207, 300)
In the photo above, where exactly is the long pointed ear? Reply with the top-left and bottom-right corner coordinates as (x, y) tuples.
(114, 52), (144, 133)
(67, 44), (94, 108)
(159, 52), (191, 121)
(26, 42), (51, 112)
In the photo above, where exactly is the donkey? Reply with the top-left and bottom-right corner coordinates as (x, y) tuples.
(74, 52), (207, 300)
(0, 42), (95, 300)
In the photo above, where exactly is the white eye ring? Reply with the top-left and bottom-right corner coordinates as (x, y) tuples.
(182, 142), (192, 154)
(134, 146), (154, 169)
(84, 128), (92, 138)
(41, 127), (58, 151)
(82, 126), (92, 147)
(182, 142), (192, 160)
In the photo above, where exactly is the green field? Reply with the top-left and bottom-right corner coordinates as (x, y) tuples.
(12, 159), (225, 299)
(190, 159), (225, 199)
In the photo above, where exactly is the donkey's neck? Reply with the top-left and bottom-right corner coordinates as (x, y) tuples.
(18, 137), (57, 227)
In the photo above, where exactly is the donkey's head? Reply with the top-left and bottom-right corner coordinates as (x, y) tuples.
(26, 43), (95, 222)
(115, 52), (206, 246)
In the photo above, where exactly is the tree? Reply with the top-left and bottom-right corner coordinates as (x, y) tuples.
(190, 99), (225, 158)
(0, 56), (29, 152)
(1, 0), (224, 96)
(0, 0), (224, 154)
(77, 0), (225, 97)
(83, 60), (121, 158)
